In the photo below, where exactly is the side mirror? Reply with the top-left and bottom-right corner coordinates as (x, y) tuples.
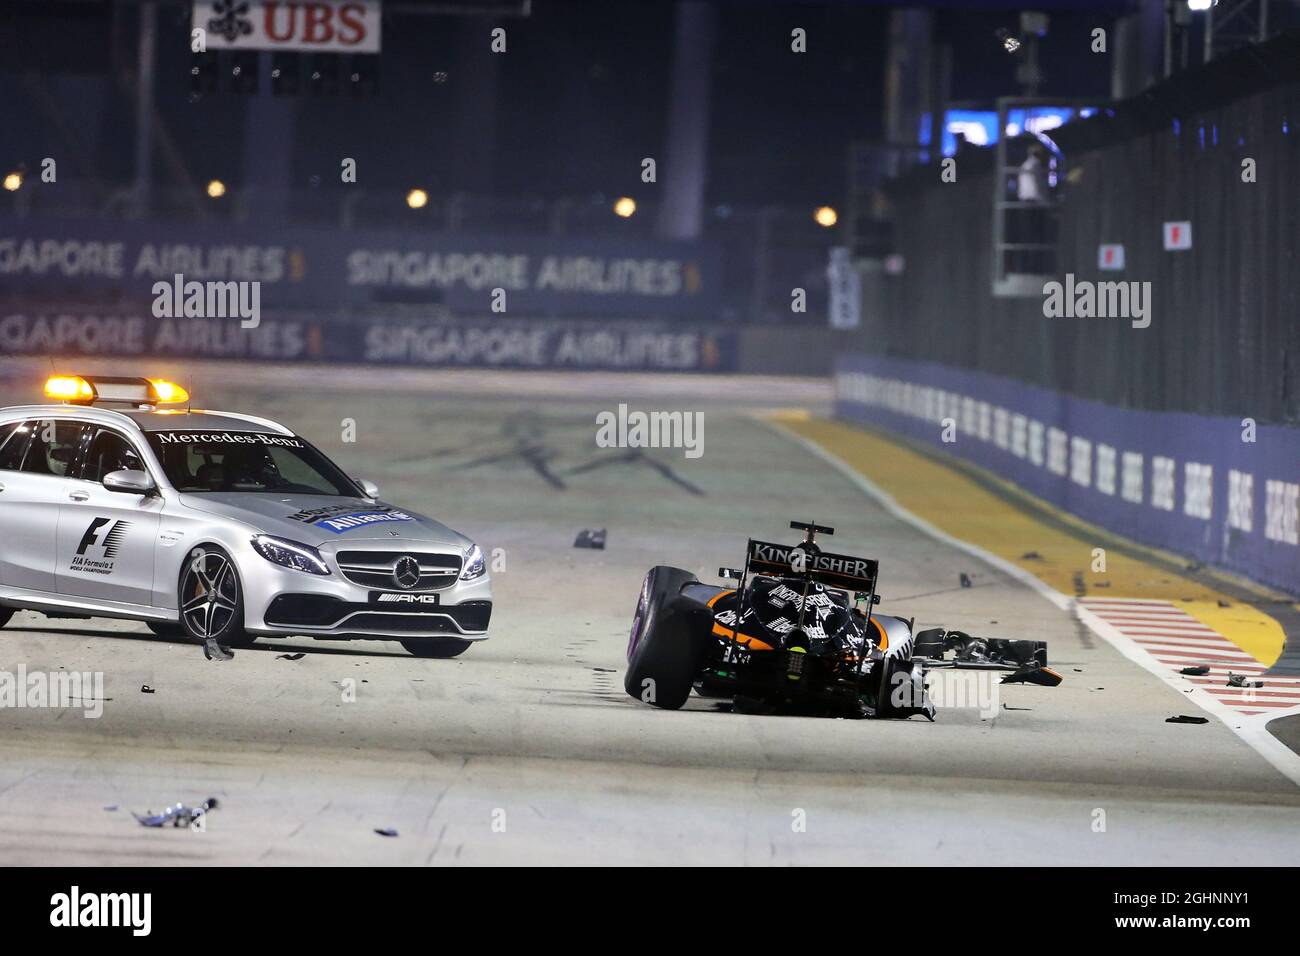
(103, 469), (156, 495)
(358, 479), (380, 499)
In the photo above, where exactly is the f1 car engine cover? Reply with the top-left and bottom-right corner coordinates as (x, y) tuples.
(712, 578), (870, 655)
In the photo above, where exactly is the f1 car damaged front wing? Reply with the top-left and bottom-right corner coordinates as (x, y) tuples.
(913, 628), (1063, 686)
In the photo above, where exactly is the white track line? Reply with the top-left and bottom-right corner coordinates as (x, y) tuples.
(765, 419), (1300, 789)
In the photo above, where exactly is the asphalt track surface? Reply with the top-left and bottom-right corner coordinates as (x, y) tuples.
(1, 360), (1298, 865)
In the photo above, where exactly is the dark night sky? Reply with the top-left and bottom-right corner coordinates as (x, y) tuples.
(2, 1), (1118, 209)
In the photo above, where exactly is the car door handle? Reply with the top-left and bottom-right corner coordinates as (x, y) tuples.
(68, 490), (90, 502)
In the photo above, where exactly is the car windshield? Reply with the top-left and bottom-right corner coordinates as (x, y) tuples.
(145, 429), (359, 496)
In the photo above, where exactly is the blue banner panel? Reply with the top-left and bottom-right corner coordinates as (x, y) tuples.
(356, 317), (735, 371)
(834, 354), (1300, 596)
(0, 308), (737, 373)
(0, 217), (720, 318)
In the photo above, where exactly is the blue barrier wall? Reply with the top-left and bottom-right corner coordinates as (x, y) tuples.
(835, 354), (1300, 596)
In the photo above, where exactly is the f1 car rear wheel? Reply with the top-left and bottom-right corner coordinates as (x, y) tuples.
(178, 546), (256, 648)
(401, 638), (473, 658)
(624, 565), (707, 710)
(871, 655), (933, 719)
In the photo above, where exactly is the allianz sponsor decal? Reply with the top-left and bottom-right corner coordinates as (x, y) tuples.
(315, 510), (414, 534)
(285, 503), (414, 533)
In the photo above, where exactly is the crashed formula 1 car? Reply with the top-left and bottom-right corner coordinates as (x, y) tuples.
(624, 521), (1061, 718)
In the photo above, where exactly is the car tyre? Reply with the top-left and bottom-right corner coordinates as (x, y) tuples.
(871, 654), (932, 719)
(624, 565), (707, 710)
(178, 545), (256, 648)
(401, 638), (473, 658)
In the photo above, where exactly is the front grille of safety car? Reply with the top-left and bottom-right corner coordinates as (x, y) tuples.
(334, 550), (462, 590)
(264, 596), (492, 634)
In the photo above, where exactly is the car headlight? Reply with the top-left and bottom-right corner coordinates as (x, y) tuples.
(460, 543), (486, 581)
(251, 535), (331, 575)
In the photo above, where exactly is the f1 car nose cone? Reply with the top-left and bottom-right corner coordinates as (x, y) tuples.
(393, 555), (421, 589)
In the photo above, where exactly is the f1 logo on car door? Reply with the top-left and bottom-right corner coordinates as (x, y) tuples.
(71, 518), (134, 574)
(58, 505), (160, 607)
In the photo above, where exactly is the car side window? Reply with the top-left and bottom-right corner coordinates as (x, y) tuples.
(0, 420), (34, 471)
(19, 420), (89, 478)
(82, 429), (145, 484)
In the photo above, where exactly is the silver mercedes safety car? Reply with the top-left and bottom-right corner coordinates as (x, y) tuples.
(0, 374), (491, 657)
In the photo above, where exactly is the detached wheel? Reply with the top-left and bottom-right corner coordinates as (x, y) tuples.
(402, 638), (473, 658)
(179, 545), (256, 648)
(624, 566), (706, 710)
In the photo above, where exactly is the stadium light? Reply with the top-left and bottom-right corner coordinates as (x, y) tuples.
(406, 188), (429, 210)
(3, 172), (22, 192)
(613, 196), (636, 218)
(206, 179), (226, 198)
(813, 205), (838, 228)
(1186, 0), (1216, 10)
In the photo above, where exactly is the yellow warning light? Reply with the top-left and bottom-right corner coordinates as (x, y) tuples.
(148, 379), (190, 404)
(44, 375), (95, 403)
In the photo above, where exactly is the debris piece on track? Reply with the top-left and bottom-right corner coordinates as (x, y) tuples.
(374, 827), (399, 837)
(1226, 673), (1263, 688)
(140, 685), (156, 694)
(203, 637), (234, 662)
(1179, 665), (1211, 676)
(574, 528), (607, 549)
(133, 797), (219, 828)
(277, 652), (306, 661)
(1001, 663), (1063, 686)
(1166, 715), (1209, 725)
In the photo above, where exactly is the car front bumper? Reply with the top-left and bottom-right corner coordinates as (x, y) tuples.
(237, 546), (493, 640)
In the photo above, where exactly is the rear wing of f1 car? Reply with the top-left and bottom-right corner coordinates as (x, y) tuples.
(742, 520), (879, 593)
(720, 521), (882, 678)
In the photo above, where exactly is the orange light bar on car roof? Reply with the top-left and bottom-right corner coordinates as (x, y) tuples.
(147, 379), (190, 405)
(44, 375), (95, 403)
